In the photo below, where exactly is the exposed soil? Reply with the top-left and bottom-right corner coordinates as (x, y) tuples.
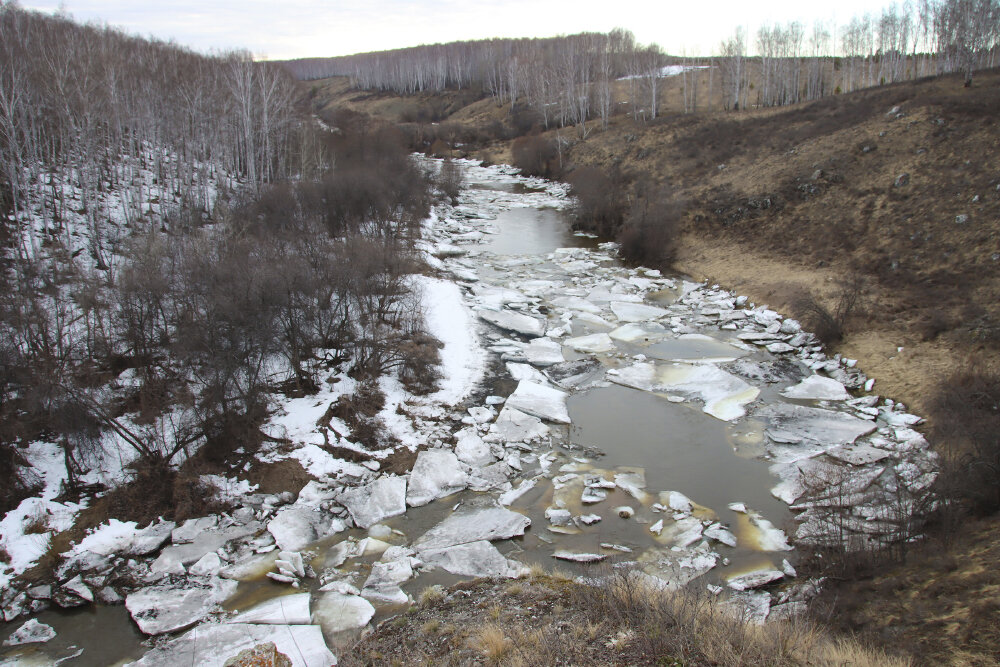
(245, 458), (315, 496)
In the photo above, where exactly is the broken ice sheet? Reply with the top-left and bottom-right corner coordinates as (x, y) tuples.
(412, 504), (531, 551)
(780, 375), (850, 401)
(610, 301), (670, 322)
(733, 508), (793, 552)
(420, 540), (526, 577)
(125, 578), (238, 635)
(610, 361), (760, 421)
(312, 592), (376, 635)
(3, 618), (56, 646)
(230, 593), (312, 625)
(563, 333), (616, 354)
(608, 322), (669, 344)
(128, 621), (336, 667)
(487, 406), (550, 443)
(337, 475), (407, 529)
(504, 380), (571, 424)
(552, 550), (606, 563)
(406, 449), (468, 507)
(759, 402), (876, 447)
(525, 337), (565, 366)
(638, 544), (719, 590)
(478, 309), (545, 337)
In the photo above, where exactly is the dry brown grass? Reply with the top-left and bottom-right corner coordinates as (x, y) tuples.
(341, 571), (911, 667)
(469, 624), (512, 663)
(812, 516), (1000, 666)
(418, 584), (445, 607)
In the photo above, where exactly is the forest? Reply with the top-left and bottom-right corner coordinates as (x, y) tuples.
(285, 0), (999, 123)
(0, 4), (436, 515)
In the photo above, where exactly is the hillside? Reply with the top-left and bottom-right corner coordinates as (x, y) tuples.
(311, 68), (1000, 664)
(314, 67), (1000, 426)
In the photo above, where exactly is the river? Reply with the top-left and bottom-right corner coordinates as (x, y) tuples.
(0, 158), (937, 666)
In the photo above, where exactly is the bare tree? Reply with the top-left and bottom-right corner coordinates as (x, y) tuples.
(719, 28), (748, 110)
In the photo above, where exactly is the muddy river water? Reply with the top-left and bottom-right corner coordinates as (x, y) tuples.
(0, 159), (937, 666)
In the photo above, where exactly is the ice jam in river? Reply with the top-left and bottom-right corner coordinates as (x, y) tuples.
(0, 158), (938, 665)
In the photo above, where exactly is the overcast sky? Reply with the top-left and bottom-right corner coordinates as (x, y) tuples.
(24, 1), (903, 60)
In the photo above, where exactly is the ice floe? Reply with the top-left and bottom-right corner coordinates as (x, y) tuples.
(406, 449), (468, 507)
(125, 578), (238, 635)
(780, 375), (851, 401)
(504, 381), (571, 424)
(412, 505), (530, 551)
(478, 309), (545, 336)
(337, 476), (407, 529)
(127, 622), (336, 666)
(611, 361), (760, 421)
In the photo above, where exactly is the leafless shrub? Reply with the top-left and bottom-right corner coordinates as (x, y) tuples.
(104, 456), (234, 525)
(330, 381), (388, 449)
(618, 182), (682, 268)
(436, 158), (463, 205)
(398, 331), (443, 395)
(567, 166), (627, 238)
(794, 272), (867, 346)
(511, 135), (559, 178)
(929, 366), (1000, 515)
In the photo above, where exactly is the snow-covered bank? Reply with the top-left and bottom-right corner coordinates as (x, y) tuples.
(415, 276), (485, 406)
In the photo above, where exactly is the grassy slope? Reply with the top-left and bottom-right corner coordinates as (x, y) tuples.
(567, 69), (1000, 419)
(314, 70), (1000, 664)
(340, 572), (909, 666)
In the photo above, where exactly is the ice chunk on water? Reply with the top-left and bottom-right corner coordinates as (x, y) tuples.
(704, 523), (738, 547)
(487, 406), (551, 443)
(171, 516), (219, 545)
(3, 618), (56, 646)
(757, 403), (876, 449)
(608, 322), (668, 343)
(550, 295), (602, 314)
(525, 337), (565, 366)
(563, 333), (615, 354)
(552, 550), (606, 563)
(337, 476), (407, 529)
(506, 361), (550, 385)
(362, 559), (414, 604)
(455, 428), (495, 467)
(478, 309), (545, 336)
(76, 519), (175, 557)
(726, 569), (785, 591)
(311, 592), (376, 636)
(412, 505), (531, 551)
(780, 375), (850, 401)
(505, 380), (570, 424)
(735, 508), (793, 552)
(639, 544), (719, 590)
(406, 449), (468, 507)
(230, 593), (312, 625)
(614, 470), (650, 504)
(420, 540), (526, 577)
(610, 301), (670, 322)
(611, 361), (760, 422)
(665, 491), (694, 514)
(268, 507), (326, 552)
(128, 622), (335, 666)
(126, 579), (238, 635)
